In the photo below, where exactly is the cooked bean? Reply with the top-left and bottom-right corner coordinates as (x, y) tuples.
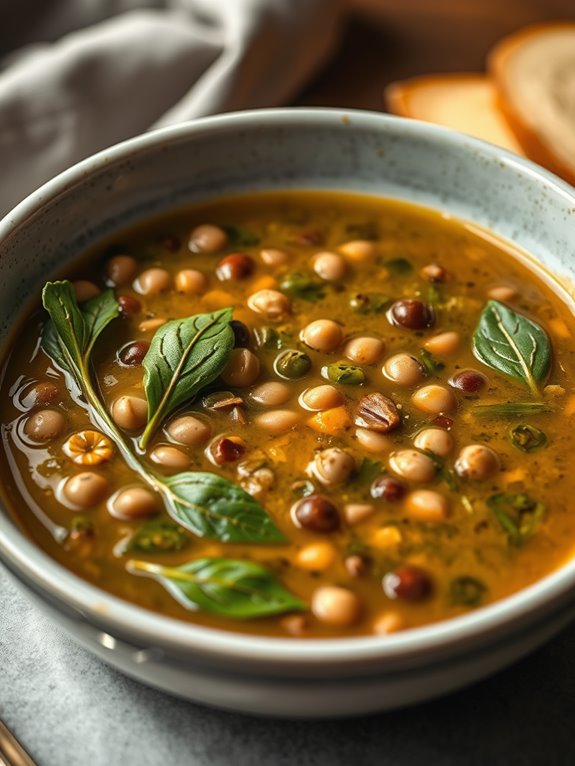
(138, 318), (167, 332)
(211, 436), (246, 464)
(371, 475), (405, 502)
(109, 487), (158, 520)
(296, 542), (337, 571)
(413, 428), (453, 457)
(354, 393), (401, 433)
(23, 409), (66, 443)
(344, 336), (385, 365)
(221, 348), (261, 387)
(343, 503), (376, 526)
(382, 353), (425, 387)
(299, 384), (343, 411)
(280, 614), (309, 636)
(216, 253), (255, 281)
(312, 251), (347, 281)
(339, 240), (376, 262)
(355, 427), (392, 453)
(424, 331), (460, 356)
(383, 565), (433, 602)
(411, 384), (457, 414)
(292, 495), (340, 532)
(388, 449), (436, 482)
(134, 268), (171, 296)
(372, 525), (403, 549)
(454, 444), (500, 481)
(300, 319), (343, 352)
(311, 586), (362, 626)
(118, 295), (142, 316)
(274, 349), (312, 379)
(372, 611), (404, 635)
(188, 224), (228, 253)
(250, 381), (291, 407)
(111, 396), (148, 431)
(420, 263), (447, 283)
(247, 289), (290, 319)
(175, 269), (207, 294)
(488, 285), (517, 302)
(106, 255), (137, 286)
(73, 280), (100, 303)
(254, 409), (301, 434)
(150, 445), (190, 469)
(230, 320), (251, 348)
(450, 369), (487, 393)
(20, 381), (61, 409)
(260, 248), (289, 267)
(388, 300), (434, 330)
(117, 340), (150, 367)
(312, 447), (356, 486)
(63, 472), (109, 508)
(166, 414), (211, 446)
(405, 489), (450, 522)
(345, 554), (367, 577)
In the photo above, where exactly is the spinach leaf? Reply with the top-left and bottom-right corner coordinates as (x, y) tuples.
(128, 558), (304, 618)
(509, 424), (547, 453)
(472, 300), (551, 395)
(472, 402), (553, 418)
(487, 492), (545, 546)
(160, 472), (286, 543)
(140, 308), (234, 448)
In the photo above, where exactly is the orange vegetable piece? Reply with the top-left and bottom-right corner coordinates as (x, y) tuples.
(307, 406), (352, 435)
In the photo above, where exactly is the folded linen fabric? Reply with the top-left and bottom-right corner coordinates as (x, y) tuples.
(0, 0), (344, 216)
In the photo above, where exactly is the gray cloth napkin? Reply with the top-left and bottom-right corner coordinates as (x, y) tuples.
(0, 0), (344, 217)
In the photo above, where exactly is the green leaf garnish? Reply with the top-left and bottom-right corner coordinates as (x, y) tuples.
(418, 349), (445, 375)
(140, 309), (234, 449)
(449, 576), (486, 607)
(509, 424), (547, 453)
(279, 271), (326, 300)
(487, 492), (545, 546)
(427, 284), (444, 305)
(223, 225), (260, 247)
(160, 472), (286, 543)
(349, 292), (389, 314)
(384, 257), (412, 275)
(323, 361), (366, 386)
(126, 520), (189, 554)
(472, 402), (553, 418)
(128, 558), (304, 618)
(356, 458), (383, 485)
(472, 300), (551, 395)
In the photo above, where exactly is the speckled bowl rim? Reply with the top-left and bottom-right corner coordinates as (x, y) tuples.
(1, 107), (575, 666)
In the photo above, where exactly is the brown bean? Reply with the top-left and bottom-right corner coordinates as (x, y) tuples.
(212, 436), (246, 464)
(150, 445), (190, 469)
(450, 369), (487, 393)
(382, 353), (425, 387)
(63, 472), (109, 508)
(344, 336), (385, 365)
(106, 255), (138, 286)
(354, 393), (401, 433)
(20, 381), (61, 409)
(118, 295), (142, 316)
(117, 340), (150, 367)
(221, 348), (261, 387)
(134, 268), (171, 296)
(383, 565), (433, 602)
(166, 415), (211, 446)
(292, 495), (340, 532)
(188, 224), (228, 253)
(23, 409), (66, 443)
(371, 475), (405, 502)
(175, 269), (207, 294)
(454, 444), (500, 481)
(216, 253), (255, 281)
(230, 320), (251, 348)
(109, 487), (158, 520)
(111, 396), (148, 431)
(388, 300), (434, 330)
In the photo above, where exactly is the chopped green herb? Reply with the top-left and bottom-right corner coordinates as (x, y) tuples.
(349, 292), (389, 314)
(223, 225), (260, 247)
(419, 349), (445, 375)
(356, 458), (383, 485)
(127, 520), (188, 554)
(280, 271), (325, 301)
(509, 424), (547, 453)
(487, 492), (545, 546)
(450, 576), (486, 607)
(472, 402), (553, 418)
(384, 257), (413, 275)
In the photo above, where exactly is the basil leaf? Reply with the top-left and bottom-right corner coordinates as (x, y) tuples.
(472, 300), (551, 395)
(509, 424), (547, 453)
(82, 289), (120, 356)
(487, 492), (545, 546)
(128, 558), (304, 618)
(140, 308), (234, 448)
(472, 402), (553, 418)
(160, 471), (286, 543)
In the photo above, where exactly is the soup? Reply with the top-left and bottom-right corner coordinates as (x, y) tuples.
(1, 191), (574, 638)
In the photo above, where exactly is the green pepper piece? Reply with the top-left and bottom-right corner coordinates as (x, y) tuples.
(509, 424), (547, 453)
(126, 520), (189, 554)
(323, 361), (366, 386)
(274, 349), (312, 379)
(449, 576), (486, 607)
(279, 271), (325, 301)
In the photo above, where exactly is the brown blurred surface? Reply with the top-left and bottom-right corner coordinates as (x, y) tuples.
(298, 0), (575, 111)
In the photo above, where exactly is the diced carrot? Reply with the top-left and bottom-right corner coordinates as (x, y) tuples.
(501, 467), (527, 485)
(372, 525), (403, 549)
(307, 406), (352, 435)
(202, 290), (236, 310)
(250, 275), (278, 293)
(564, 395), (575, 416)
(548, 318), (571, 340)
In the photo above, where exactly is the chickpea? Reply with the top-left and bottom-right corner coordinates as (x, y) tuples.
(413, 428), (454, 457)
(188, 224), (228, 253)
(339, 240), (376, 262)
(382, 353), (425, 387)
(300, 319), (343, 352)
(221, 348), (260, 387)
(343, 503), (376, 526)
(250, 381), (291, 407)
(373, 611), (404, 635)
(73, 280), (100, 303)
(248, 289), (290, 319)
(372, 525), (403, 549)
(344, 336), (385, 366)
(260, 248), (289, 267)
(292, 495), (340, 532)
(311, 586), (362, 626)
(405, 489), (450, 523)
(388, 449), (436, 483)
(296, 542), (337, 572)
(311, 447), (356, 486)
(424, 331), (460, 356)
(63, 472), (109, 508)
(355, 427), (392, 454)
(111, 396), (148, 431)
(134, 268), (171, 296)
(109, 487), (159, 520)
(254, 409), (301, 434)
(299, 384), (343, 412)
(23, 409), (66, 443)
(150, 445), (190, 469)
(312, 251), (347, 281)
(175, 269), (207, 294)
(166, 414), (211, 446)
(106, 255), (137, 286)
(411, 384), (457, 414)
(454, 444), (500, 481)
(488, 285), (517, 302)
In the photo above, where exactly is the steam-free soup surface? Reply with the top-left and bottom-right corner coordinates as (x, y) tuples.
(2, 191), (575, 638)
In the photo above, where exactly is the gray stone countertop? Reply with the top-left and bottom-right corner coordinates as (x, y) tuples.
(2, 563), (575, 766)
